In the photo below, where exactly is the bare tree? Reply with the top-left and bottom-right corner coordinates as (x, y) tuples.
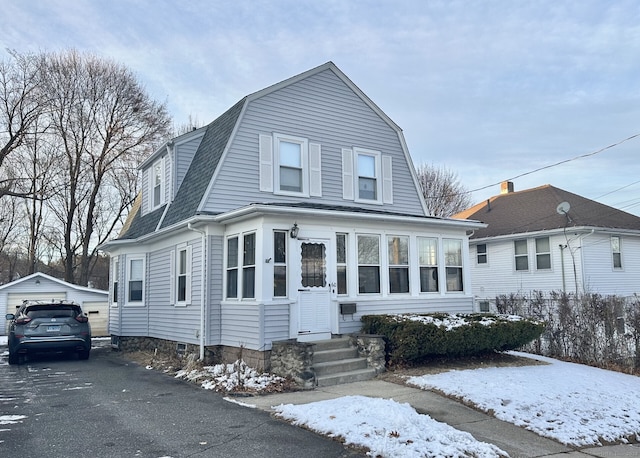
(40, 50), (171, 285)
(415, 163), (472, 217)
(0, 50), (47, 198)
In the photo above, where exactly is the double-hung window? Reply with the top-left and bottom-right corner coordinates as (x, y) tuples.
(611, 236), (622, 269)
(336, 233), (348, 295)
(226, 237), (238, 299)
(388, 236), (409, 293)
(150, 158), (164, 209)
(418, 237), (438, 292)
(514, 239), (529, 271)
(276, 135), (306, 194)
(112, 257), (119, 306)
(357, 235), (380, 294)
(273, 231), (287, 297)
(242, 233), (256, 299)
(174, 245), (192, 305)
(444, 239), (463, 292)
(476, 243), (487, 265)
(127, 256), (145, 304)
(357, 151), (379, 201)
(535, 237), (551, 270)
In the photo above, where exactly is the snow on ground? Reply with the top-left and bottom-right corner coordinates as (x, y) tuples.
(408, 352), (640, 447)
(274, 396), (507, 458)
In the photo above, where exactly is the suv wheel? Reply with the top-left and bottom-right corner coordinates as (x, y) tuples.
(78, 349), (90, 360)
(8, 348), (19, 365)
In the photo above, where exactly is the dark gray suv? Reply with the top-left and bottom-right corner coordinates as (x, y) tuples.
(5, 300), (92, 364)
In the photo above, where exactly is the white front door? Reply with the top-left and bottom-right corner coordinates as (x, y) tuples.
(297, 239), (332, 341)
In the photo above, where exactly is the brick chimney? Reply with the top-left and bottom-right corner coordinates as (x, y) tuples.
(500, 181), (514, 194)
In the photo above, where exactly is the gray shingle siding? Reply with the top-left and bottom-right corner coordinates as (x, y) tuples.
(118, 204), (166, 239)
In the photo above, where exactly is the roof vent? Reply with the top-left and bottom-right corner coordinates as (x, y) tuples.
(500, 181), (514, 194)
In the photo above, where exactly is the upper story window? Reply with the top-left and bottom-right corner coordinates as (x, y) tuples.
(357, 151), (379, 201)
(476, 243), (487, 265)
(535, 237), (551, 270)
(388, 235), (409, 294)
(126, 256), (145, 305)
(150, 158), (164, 209)
(341, 148), (392, 204)
(514, 239), (529, 271)
(418, 237), (438, 292)
(444, 238), (463, 292)
(611, 236), (622, 269)
(259, 133), (321, 197)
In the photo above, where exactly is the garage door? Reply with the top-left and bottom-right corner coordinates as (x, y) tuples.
(82, 301), (109, 337)
(4, 292), (67, 335)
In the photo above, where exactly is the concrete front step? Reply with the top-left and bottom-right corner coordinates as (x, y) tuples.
(311, 336), (378, 386)
(316, 367), (379, 387)
(312, 347), (359, 364)
(313, 357), (369, 377)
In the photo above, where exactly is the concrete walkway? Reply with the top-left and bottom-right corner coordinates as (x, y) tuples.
(247, 379), (640, 458)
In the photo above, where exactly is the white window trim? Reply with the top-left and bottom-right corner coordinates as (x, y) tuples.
(535, 237), (551, 271)
(172, 244), (192, 306)
(111, 256), (119, 308)
(476, 243), (488, 266)
(354, 148), (382, 205)
(387, 235), (410, 295)
(126, 255), (146, 307)
(274, 133), (309, 197)
(356, 233), (381, 295)
(514, 239), (529, 272)
(611, 236), (623, 270)
(224, 235), (239, 300)
(417, 236), (440, 294)
(149, 157), (165, 210)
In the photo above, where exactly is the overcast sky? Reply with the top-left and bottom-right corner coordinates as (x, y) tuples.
(2, 0), (639, 215)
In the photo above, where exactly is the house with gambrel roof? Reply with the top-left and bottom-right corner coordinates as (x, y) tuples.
(454, 182), (640, 310)
(99, 62), (483, 371)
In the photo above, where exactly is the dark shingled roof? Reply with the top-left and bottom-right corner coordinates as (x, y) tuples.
(454, 184), (640, 239)
(118, 98), (246, 239)
(118, 204), (166, 239)
(160, 98), (246, 229)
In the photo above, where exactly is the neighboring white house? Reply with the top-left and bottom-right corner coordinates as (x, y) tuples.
(454, 182), (640, 310)
(99, 62), (484, 367)
(1, 272), (109, 336)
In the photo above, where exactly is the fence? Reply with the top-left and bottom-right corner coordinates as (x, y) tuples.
(494, 291), (640, 374)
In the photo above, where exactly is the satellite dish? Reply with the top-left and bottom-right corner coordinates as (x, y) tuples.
(556, 201), (571, 215)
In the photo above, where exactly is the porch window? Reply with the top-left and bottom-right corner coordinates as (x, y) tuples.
(611, 236), (622, 269)
(444, 239), (463, 292)
(336, 233), (348, 295)
(226, 237), (238, 299)
(418, 237), (438, 292)
(388, 236), (409, 293)
(273, 231), (287, 297)
(127, 256), (145, 304)
(112, 257), (119, 306)
(535, 237), (551, 270)
(476, 243), (487, 265)
(357, 234), (380, 294)
(514, 239), (528, 271)
(242, 233), (256, 298)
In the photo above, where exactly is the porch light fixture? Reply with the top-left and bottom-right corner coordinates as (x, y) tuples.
(290, 223), (299, 239)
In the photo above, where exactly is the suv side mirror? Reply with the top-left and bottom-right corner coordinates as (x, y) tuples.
(5, 313), (15, 320)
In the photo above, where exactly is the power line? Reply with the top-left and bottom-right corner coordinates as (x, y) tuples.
(467, 132), (640, 194)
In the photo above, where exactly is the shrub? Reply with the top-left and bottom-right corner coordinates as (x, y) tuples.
(361, 313), (545, 365)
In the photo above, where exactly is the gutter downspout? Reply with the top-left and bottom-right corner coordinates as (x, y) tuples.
(188, 223), (207, 361)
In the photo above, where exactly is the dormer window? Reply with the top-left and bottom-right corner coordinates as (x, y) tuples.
(150, 158), (164, 209)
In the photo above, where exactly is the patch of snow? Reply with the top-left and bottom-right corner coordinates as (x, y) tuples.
(407, 352), (640, 446)
(274, 396), (507, 457)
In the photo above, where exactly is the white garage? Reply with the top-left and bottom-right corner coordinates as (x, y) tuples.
(1, 272), (109, 337)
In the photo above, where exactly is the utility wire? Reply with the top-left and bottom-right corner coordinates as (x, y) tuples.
(466, 132), (640, 194)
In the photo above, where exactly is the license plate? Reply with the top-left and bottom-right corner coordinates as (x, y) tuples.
(47, 325), (60, 332)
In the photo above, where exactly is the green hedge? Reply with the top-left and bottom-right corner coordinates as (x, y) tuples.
(361, 313), (545, 365)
